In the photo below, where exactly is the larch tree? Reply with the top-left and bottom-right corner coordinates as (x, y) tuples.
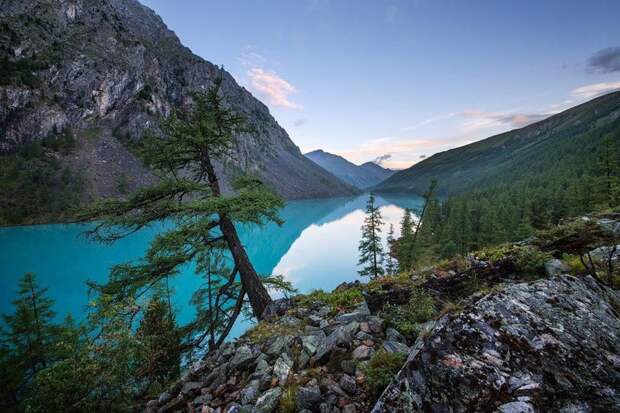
(78, 71), (282, 343)
(385, 223), (397, 276)
(358, 192), (385, 279)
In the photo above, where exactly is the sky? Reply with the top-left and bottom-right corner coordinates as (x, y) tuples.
(139, 0), (620, 169)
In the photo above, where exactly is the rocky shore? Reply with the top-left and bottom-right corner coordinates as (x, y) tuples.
(146, 216), (620, 413)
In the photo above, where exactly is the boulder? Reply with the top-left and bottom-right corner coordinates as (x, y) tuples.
(254, 388), (282, 413)
(296, 385), (322, 410)
(273, 353), (294, 385)
(372, 275), (620, 412)
(312, 325), (353, 364)
(229, 345), (254, 370)
(382, 340), (409, 355)
(544, 258), (570, 276)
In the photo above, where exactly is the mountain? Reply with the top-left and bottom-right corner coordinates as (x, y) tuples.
(374, 91), (620, 196)
(0, 0), (358, 223)
(305, 149), (395, 189)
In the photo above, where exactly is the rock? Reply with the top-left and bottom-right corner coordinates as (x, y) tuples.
(296, 385), (322, 410)
(335, 301), (371, 323)
(267, 335), (293, 356)
(544, 258), (570, 276)
(255, 358), (272, 375)
(497, 401), (535, 413)
(254, 388), (282, 413)
(342, 404), (357, 413)
(240, 380), (260, 404)
(341, 359), (356, 375)
(385, 327), (406, 343)
(192, 394), (213, 407)
(372, 275), (620, 412)
(339, 374), (357, 395)
(589, 244), (620, 262)
(273, 353), (294, 385)
(229, 345), (254, 370)
(367, 316), (385, 334)
(302, 335), (322, 355)
(312, 325), (353, 364)
(597, 217), (620, 236)
(382, 340), (410, 355)
(181, 381), (203, 396)
(352, 345), (373, 360)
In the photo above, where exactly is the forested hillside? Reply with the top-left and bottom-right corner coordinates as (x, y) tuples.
(376, 91), (620, 196)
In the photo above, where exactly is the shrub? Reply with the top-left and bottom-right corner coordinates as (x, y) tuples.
(362, 350), (406, 399)
(381, 288), (434, 342)
(297, 286), (364, 311)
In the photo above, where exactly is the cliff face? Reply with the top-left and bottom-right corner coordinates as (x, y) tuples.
(0, 0), (358, 201)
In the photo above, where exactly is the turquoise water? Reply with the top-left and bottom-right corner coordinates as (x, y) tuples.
(0, 193), (422, 337)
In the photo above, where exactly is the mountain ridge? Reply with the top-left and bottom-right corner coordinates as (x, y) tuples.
(305, 149), (395, 189)
(374, 91), (620, 196)
(0, 0), (358, 212)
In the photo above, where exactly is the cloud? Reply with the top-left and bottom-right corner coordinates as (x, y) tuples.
(336, 135), (476, 169)
(293, 118), (307, 127)
(588, 47), (620, 73)
(247, 68), (303, 110)
(460, 109), (549, 131)
(373, 154), (392, 165)
(419, 154), (426, 159)
(571, 81), (620, 99)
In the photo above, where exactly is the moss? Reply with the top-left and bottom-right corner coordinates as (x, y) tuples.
(362, 350), (406, 399)
(242, 321), (303, 345)
(476, 244), (551, 277)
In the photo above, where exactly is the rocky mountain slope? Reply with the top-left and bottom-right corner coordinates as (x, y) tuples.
(147, 214), (620, 413)
(0, 0), (358, 209)
(305, 150), (395, 189)
(374, 91), (620, 196)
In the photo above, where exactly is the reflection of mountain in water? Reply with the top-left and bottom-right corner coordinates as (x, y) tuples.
(240, 193), (424, 276)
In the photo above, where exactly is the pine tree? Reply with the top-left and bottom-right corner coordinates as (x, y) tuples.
(358, 193), (385, 279)
(1, 273), (56, 379)
(385, 224), (397, 276)
(136, 296), (180, 391)
(78, 71), (282, 333)
(594, 136), (620, 207)
(0, 273), (58, 409)
(400, 208), (414, 239)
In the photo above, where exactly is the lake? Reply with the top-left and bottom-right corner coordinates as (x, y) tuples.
(0, 193), (422, 338)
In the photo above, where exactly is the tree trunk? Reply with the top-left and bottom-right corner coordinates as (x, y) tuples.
(201, 151), (273, 319)
(219, 217), (272, 317)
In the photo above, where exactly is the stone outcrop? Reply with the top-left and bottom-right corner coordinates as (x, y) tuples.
(146, 300), (408, 413)
(372, 275), (620, 413)
(0, 0), (358, 201)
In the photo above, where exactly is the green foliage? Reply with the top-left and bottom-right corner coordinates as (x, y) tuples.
(362, 349), (406, 399)
(358, 193), (385, 279)
(0, 275), (183, 412)
(0, 273), (57, 407)
(77, 72), (281, 353)
(296, 286), (365, 312)
(381, 288), (435, 342)
(0, 131), (82, 225)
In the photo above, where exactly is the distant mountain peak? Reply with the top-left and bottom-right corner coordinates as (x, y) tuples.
(305, 149), (395, 189)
